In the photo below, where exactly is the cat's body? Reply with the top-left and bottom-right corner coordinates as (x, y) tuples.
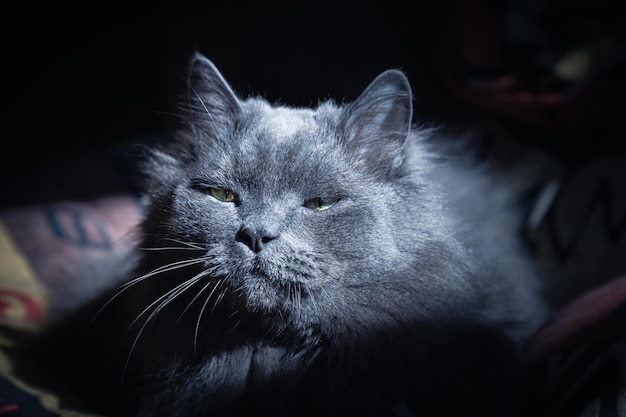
(33, 53), (548, 417)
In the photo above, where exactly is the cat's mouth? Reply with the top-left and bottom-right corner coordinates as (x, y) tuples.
(237, 266), (309, 314)
(213, 253), (311, 316)
(202, 246), (319, 316)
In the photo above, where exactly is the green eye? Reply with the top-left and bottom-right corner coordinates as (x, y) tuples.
(189, 179), (238, 203)
(304, 197), (338, 211)
(209, 187), (237, 203)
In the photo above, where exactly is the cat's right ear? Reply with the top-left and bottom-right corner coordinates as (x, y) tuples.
(184, 52), (242, 138)
(339, 69), (413, 176)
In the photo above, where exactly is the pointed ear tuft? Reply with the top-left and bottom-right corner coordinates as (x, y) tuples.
(184, 52), (242, 138)
(340, 69), (413, 175)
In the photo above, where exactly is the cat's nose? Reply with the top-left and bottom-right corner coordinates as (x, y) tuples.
(236, 227), (277, 253)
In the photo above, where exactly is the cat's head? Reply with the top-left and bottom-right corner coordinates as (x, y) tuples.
(140, 52), (438, 331)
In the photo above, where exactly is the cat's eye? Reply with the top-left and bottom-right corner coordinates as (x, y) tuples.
(208, 187), (238, 203)
(304, 197), (339, 211)
(190, 180), (238, 203)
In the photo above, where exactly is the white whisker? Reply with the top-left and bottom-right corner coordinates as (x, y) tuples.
(139, 246), (204, 251)
(189, 84), (215, 123)
(120, 274), (206, 382)
(147, 276), (205, 320)
(141, 238), (207, 251)
(193, 287), (214, 358)
(226, 318), (242, 333)
(91, 256), (210, 324)
(211, 279), (232, 316)
(176, 267), (219, 323)
(193, 277), (228, 357)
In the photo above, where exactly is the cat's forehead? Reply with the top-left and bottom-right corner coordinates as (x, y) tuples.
(236, 101), (339, 158)
(204, 101), (350, 191)
(255, 105), (318, 143)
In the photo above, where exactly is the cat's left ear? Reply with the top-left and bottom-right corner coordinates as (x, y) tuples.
(340, 69), (413, 174)
(184, 52), (242, 138)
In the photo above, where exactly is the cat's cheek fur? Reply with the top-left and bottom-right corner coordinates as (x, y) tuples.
(170, 187), (237, 241)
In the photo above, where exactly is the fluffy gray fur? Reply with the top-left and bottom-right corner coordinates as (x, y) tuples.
(38, 52), (549, 417)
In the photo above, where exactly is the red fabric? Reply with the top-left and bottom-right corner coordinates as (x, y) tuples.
(526, 274), (626, 363)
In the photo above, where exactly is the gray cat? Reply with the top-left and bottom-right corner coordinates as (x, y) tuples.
(35, 52), (548, 417)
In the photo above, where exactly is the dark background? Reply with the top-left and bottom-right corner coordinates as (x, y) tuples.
(4, 1), (626, 196)
(4, 2), (442, 166)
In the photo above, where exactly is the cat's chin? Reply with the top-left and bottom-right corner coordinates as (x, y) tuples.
(243, 278), (282, 313)
(236, 271), (306, 316)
